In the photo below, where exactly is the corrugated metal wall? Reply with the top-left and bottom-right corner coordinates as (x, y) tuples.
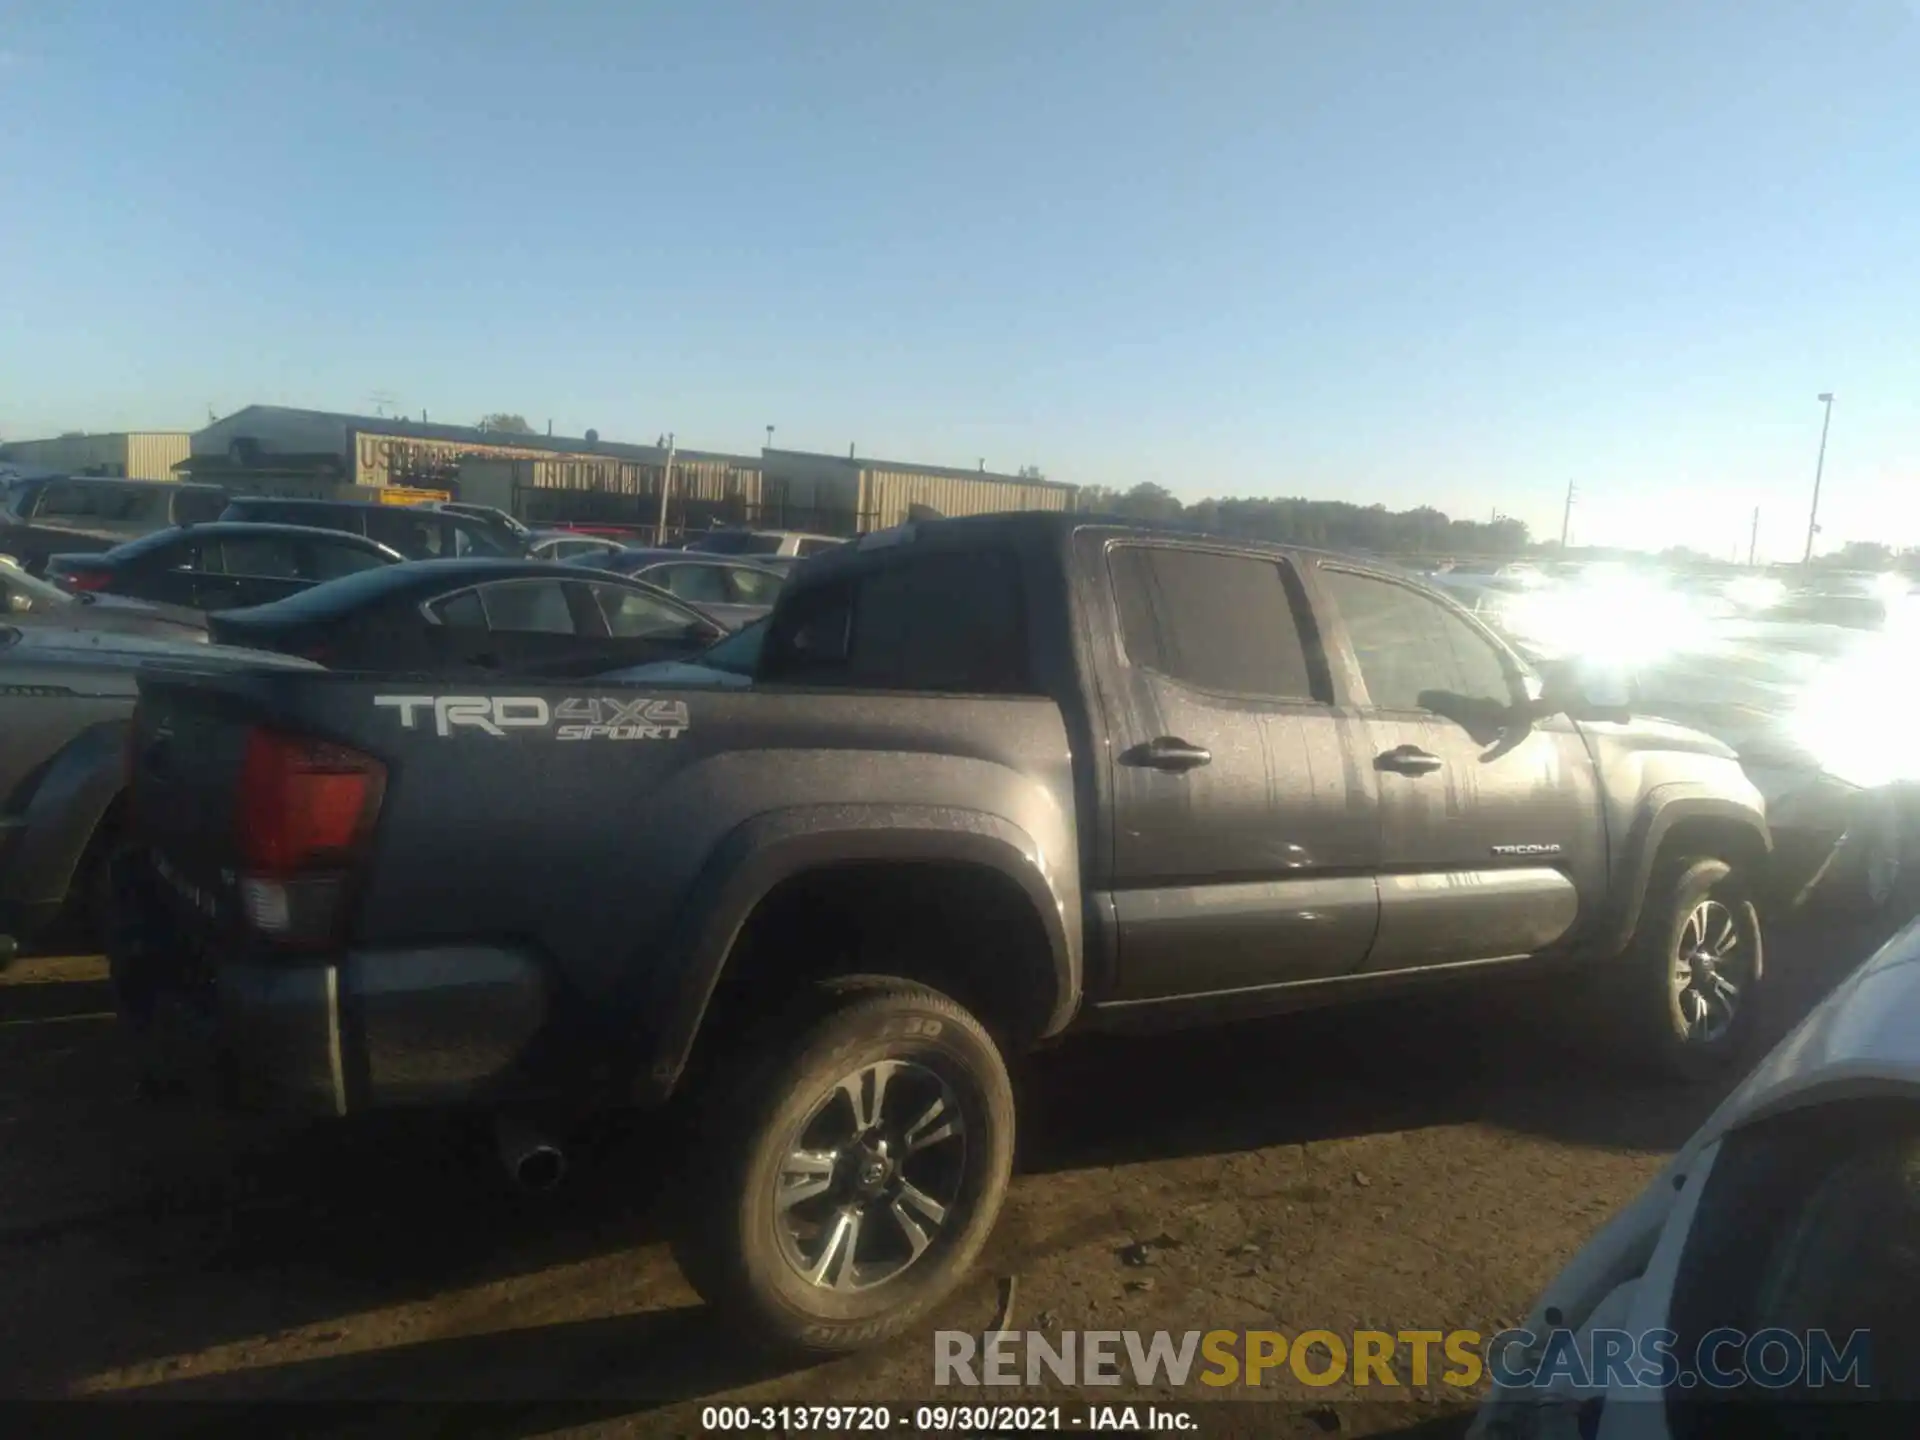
(125, 433), (190, 479)
(1, 432), (189, 478)
(858, 469), (1077, 530)
(527, 455), (762, 505)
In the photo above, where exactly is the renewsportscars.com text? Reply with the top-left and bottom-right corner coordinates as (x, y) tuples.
(935, 1327), (1871, 1391)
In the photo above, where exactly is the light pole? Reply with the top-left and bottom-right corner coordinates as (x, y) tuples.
(1802, 392), (1835, 565)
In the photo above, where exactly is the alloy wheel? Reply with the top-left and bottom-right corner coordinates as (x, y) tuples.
(773, 1058), (967, 1292)
(1672, 898), (1745, 1045)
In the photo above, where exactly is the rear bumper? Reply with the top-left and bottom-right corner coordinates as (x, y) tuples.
(108, 853), (555, 1116)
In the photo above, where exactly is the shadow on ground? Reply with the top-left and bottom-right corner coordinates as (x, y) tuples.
(0, 902), (1905, 1432)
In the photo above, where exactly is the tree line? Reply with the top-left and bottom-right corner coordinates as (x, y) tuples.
(1074, 482), (1530, 557)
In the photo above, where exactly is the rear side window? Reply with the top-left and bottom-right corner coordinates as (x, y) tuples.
(1108, 545), (1318, 700)
(432, 589), (488, 630)
(796, 537), (840, 558)
(761, 549), (1032, 694)
(477, 579), (574, 634)
(211, 535), (301, 578)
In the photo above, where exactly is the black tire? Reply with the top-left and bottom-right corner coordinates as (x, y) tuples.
(1612, 856), (1764, 1084)
(670, 979), (1015, 1356)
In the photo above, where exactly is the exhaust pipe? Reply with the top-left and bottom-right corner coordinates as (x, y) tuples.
(496, 1113), (568, 1194)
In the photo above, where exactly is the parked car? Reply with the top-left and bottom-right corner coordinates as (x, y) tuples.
(527, 530), (630, 564)
(425, 501), (533, 554)
(682, 527), (844, 559)
(0, 624), (320, 954)
(566, 548), (784, 630)
(203, 557), (726, 676)
(597, 614), (766, 689)
(216, 497), (525, 560)
(1, 555), (208, 641)
(46, 523), (404, 612)
(114, 512), (1769, 1355)
(1468, 912), (1920, 1438)
(0, 476), (229, 574)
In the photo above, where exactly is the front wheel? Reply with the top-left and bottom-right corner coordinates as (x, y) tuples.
(1613, 856), (1764, 1084)
(671, 980), (1016, 1356)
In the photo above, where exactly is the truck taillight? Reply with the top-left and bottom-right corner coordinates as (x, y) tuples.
(60, 569), (112, 593)
(236, 730), (385, 948)
(238, 730), (386, 874)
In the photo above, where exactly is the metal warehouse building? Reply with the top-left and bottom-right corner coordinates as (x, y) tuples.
(175, 406), (1077, 538)
(0, 431), (190, 479)
(760, 448), (1078, 533)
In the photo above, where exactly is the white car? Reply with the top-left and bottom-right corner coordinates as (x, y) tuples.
(1469, 915), (1920, 1438)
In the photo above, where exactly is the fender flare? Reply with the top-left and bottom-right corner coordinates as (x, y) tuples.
(1600, 787), (1772, 956)
(641, 804), (1079, 1098)
(1, 717), (129, 912)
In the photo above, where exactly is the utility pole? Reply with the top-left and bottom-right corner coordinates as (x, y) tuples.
(765, 425), (774, 451)
(655, 433), (676, 544)
(1802, 392), (1836, 566)
(1560, 480), (1577, 548)
(1748, 507), (1760, 567)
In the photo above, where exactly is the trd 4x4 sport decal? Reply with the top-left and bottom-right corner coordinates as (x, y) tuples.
(373, 694), (690, 740)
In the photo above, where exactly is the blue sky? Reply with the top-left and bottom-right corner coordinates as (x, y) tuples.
(3, 0), (1917, 559)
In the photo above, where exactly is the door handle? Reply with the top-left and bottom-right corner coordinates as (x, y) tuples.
(1123, 736), (1213, 773)
(1376, 744), (1443, 776)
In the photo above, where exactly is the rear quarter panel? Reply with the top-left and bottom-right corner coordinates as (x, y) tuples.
(133, 673), (1082, 1024)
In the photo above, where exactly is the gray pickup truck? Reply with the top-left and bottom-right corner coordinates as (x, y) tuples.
(111, 512), (1769, 1355)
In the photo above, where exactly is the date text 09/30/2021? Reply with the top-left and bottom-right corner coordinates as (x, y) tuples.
(699, 1403), (1200, 1432)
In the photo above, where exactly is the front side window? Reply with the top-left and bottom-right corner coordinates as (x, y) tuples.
(306, 539), (389, 582)
(452, 522), (509, 557)
(588, 581), (697, 639)
(476, 579), (574, 634)
(1108, 544), (1318, 700)
(1319, 568), (1513, 710)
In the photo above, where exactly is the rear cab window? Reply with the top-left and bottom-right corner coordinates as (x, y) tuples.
(759, 547), (1034, 694)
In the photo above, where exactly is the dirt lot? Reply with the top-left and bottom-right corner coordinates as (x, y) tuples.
(0, 906), (1905, 1438)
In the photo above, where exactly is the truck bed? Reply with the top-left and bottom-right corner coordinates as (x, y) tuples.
(128, 668), (1078, 1016)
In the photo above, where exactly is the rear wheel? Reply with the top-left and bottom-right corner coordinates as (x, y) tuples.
(1612, 856), (1763, 1083)
(671, 979), (1015, 1356)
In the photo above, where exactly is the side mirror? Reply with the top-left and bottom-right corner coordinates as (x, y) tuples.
(1536, 658), (1633, 723)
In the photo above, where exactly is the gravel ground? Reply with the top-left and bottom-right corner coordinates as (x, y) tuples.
(0, 904), (1904, 1438)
